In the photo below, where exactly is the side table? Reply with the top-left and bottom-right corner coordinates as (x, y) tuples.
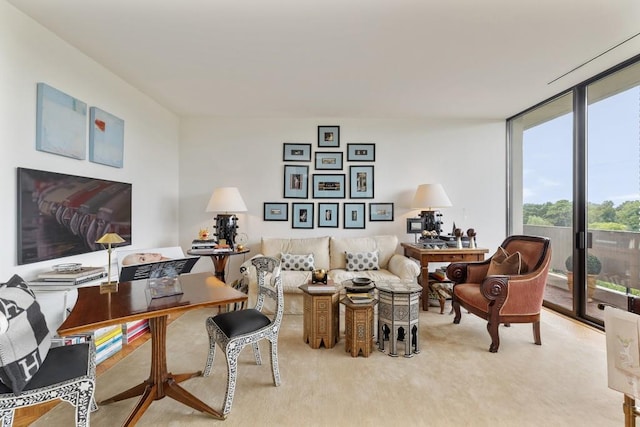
(341, 297), (377, 357)
(299, 283), (339, 349)
(187, 248), (250, 283)
(401, 243), (488, 311)
(377, 281), (422, 357)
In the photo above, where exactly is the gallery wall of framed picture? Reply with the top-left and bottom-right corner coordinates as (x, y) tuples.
(265, 125), (395, 229)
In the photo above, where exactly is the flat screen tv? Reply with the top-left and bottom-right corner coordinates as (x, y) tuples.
(17, 167), (132, 265)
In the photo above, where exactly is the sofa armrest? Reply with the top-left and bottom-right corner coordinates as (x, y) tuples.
(387, 254), (420, 280)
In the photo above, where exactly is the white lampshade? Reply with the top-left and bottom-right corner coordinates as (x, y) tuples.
(412, 184), (452, 210)
(206, 187), (248, 213)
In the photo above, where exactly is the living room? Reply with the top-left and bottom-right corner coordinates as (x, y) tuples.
(2, 1), (640, 426)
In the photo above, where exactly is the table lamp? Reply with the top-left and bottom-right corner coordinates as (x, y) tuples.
(411, 183), (452, 237)
(95, 232), (125, 293)
(206, 187), (247, 247)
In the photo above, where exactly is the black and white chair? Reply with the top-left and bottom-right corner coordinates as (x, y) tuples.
(0, 275), (96, 427)
(202, 256), (283, 416)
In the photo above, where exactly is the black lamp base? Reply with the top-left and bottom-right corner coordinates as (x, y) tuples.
(214, 214), (238, 247)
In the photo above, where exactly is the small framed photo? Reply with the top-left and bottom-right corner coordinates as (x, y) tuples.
(406, 217), (425, 234)
(318, 125), (340, 147)
(264, 202), (288, 221)
(292, 203), (314, 229)
(347, 143), (375, 162)
(283, 165), (309, 199)
(318, 203), (339, 228)
(315, 151), (343, 170)
(312, 174), (346, 198)
(369, 202), (394, 221)
(283, 143), (311, 162)
(349, 165), (374, 199)
(344, 203), (366, 229)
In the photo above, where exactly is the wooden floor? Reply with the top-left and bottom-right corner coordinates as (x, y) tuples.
(14, 314), (181, 427)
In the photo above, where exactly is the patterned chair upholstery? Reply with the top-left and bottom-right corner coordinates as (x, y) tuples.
(202, 256), (283, 415)
(447, 235), (551, 353)
(0, 340), (97, 426)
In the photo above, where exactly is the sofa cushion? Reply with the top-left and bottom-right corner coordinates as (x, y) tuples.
(281, 253), (315, 271)
(0, 275), (52, 394)
(345, 251), (379, 272)
(262, 237), (330, 270)
(329, 235), (397, 270)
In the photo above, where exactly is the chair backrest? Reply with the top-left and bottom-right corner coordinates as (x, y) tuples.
(501, 235), (551, 274)
(252, 257), (284, 324)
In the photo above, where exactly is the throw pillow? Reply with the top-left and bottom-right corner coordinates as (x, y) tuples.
(487, 251), (522, 276)
(345, 251), (380, 272)
(0, 274), (51, 394)
(280, 253), (315, 271)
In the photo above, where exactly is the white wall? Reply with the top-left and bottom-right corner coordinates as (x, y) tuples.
(0, 1), (181, 281)
(179, 118), (507, 282)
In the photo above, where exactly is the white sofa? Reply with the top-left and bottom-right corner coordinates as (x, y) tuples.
(240, 235), (420, 314)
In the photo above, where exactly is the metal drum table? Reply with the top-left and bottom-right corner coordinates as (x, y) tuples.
(376, 281), (422, 357)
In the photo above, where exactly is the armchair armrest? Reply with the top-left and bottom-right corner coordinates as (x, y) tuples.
(447, 259), (491, 284)
(388, 254), (420, 280)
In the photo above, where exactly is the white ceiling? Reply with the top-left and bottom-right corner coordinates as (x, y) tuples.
(8, 0), (640, 119)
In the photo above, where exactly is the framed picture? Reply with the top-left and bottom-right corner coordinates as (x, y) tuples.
(89, 107), (125, 168)
(36, 82), (87, 160)
(283, 143), (311, 162)
(349, 165), (374, 199)
(369, 202), (394, 221)
(283, 165), (309, 199)
(344, 203), (365, 229)
(347, 143), (375, 162)
(315, 151), (343, 170)
(318, 125), (340, 147)
(292, 203), (314, 229)
(312, 174), (346, 198)
(406, 217), (425, 234)
(264, 202), (288, 221)
(318, 203), (339, 228)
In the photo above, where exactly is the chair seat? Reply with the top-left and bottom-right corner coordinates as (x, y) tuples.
(213, 309), (271, 338)
(0, 343), (91, 395)
(453, 283), (489, 312)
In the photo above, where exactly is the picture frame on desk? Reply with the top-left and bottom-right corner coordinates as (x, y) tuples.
(406, 217), (425, 233)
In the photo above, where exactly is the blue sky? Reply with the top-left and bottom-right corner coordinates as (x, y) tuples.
(523, 87), (640, 206)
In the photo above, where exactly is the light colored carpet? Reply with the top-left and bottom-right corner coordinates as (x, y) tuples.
(34, 307), (623, 426)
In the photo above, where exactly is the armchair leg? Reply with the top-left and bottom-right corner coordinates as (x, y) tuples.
(487, 321), (500, 353)
(533, 321), (542, 345)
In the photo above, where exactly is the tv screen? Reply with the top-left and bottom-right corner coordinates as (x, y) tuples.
(17, 167), (131, 265)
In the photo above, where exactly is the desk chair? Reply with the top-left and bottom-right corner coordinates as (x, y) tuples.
(202, 256), (283, 415)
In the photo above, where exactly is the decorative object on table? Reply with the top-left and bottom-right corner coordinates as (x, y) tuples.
(467, 228), (477, 248)
(454, 228), (464, 249)
(36, 265), (107, 285)
(206, 186), (248, 247)
(146, 276), (183, 300)
(312, 269), (327, 284)
(344, 203), (366, 229)
(349, 165), (374, 199)
(234, 232), (248, 251)
(369, 202), (394, 221)
(283, 143), (311, 162)
(191, 239), (216, 251)
(198, 228), (210, 240)
(264, 202), (288, 221)
(35, 82), (87, 160)
(317, 125), (340, 147)
(346, 143), (375, 162)
(283, 165), (309, 199)
(312, 173), (346, 198)
(411, 183), (452, 237)
(88, 106), (124, 168)
(95, 232), (126, 293)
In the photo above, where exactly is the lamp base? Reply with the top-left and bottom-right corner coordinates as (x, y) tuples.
(100, 281), (118, 294)
(419, 210), (443, 235)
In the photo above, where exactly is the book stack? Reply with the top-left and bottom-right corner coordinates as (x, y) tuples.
(430, 268), (448, 282)
(190, 239), (217, 254)
(36, 266), (107, 285)
(347, 292), (374, 304)
(51, 333), (92, 348)
(94, 325), (123, 364)
(122, 319), (150, 344)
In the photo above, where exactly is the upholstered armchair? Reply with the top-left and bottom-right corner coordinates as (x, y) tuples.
(447, 235), (551, 353)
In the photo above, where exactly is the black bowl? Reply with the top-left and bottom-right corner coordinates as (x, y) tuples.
(352, 277), (372, 286)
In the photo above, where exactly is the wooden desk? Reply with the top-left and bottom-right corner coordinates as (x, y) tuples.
(58, 272), (247, 426)
(401, 243), (489, 311)
(187, 248), (250, 282)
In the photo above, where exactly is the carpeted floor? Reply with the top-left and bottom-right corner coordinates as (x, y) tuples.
(34, 307), (623, 426)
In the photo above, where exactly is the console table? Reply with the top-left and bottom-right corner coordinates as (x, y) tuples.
(401, 243), (488, 311)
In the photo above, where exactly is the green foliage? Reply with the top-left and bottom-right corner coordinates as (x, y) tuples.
(524, 200), (640, 231)
(588, 222), (628, 231)
(526, 215), (553, 226)
(565, 254), (602, 274)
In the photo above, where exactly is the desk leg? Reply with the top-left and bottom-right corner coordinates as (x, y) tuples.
(419, 261), (430, 311)
(100, 316), (225, 425)
(209, 255), (230, 283)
